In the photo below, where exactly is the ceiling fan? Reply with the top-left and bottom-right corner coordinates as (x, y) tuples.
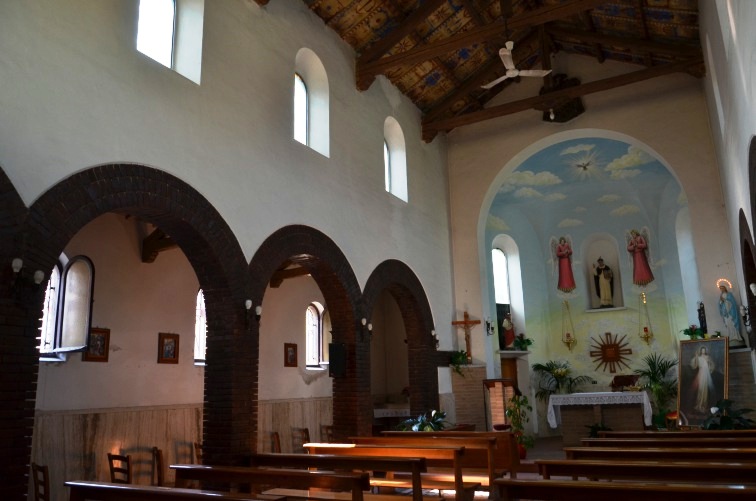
(481, 41), (552, 90)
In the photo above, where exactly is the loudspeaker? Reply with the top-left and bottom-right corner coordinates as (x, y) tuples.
(328, 342), (346, 378)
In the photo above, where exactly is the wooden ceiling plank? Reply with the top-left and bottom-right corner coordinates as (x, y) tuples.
(546, 26), (701, 57)
(422, 57), (703, 137)
(636, 0), (654, 67)
(357, 0), (447, 65)
(357, 0), (609, 86)
(461, 0), (487, 27)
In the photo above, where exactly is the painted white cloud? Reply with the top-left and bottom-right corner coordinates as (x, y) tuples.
(514, 187), (544, 198)
(605, 146), (654, 172)
(610, 204), (641, 216)
(597, 194), (620, 203)
(545, 192), (567, 202)
(558, 218), (583, 228)
(610, 169), (642, 179)
(500, 170), (562, 193)
(560, 144), (595, 156)
(486, 214), (510, 231)
(574, 206), (587, 213)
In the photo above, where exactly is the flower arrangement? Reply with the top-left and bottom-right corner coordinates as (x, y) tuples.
(532, 360), (592, 402)
(397, 410), (449, 431)
(512, 333), (533, 351)
(681, 324), (704, 339)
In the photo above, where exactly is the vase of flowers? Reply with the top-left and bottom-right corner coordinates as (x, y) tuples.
(681, 324), (704, 339)
(532, 360), (592, 402)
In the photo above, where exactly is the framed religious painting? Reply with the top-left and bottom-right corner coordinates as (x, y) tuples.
(284, 343), (297, 367)
(677, 337), (728, 428)
(82, 327), (110, 362)
(158, 333), (180, 364)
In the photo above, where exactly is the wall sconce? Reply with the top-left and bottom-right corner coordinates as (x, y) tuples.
(10, 257), (45, 292)
(639, 292), (653, 344)
(741, 305), (750, 329)
(255, 305), (262, 322)
(431, 329), (439, 348)
(562, 331), (576, 351)
(12, 258), (23, 273)
(367, 323), (373, 332)
(750, 283), (756, 297)
(484, 317), (494, 336)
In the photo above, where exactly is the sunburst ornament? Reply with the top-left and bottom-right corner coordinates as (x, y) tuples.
(589, 332), (632, 373)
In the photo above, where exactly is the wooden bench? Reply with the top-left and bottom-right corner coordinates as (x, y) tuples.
(65, 480), (282, 500)
(494, 478), (756, 500)
(351, 435), (499, 488)
(536, 458), (756, 483)
(380, 430), (523, 475)
(304, 444), (479, 500)
(245, 453), (426, 501)
(171, 464), (369, 500)
(598, 429), (756, 438)
(582, 436), (756, 448)
(564, 446), (756, 461)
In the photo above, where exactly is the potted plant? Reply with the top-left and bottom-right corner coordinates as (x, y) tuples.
(396, 410), (449, 431)
(505, 394), (534, 458)
(512, 333), (533, 351)
(681, 324), (705, 339)
(450, 350), (469, 376)
(704, 399), (756, 430)
(633, 353), (678, 428)
(532, 360), (592, 402)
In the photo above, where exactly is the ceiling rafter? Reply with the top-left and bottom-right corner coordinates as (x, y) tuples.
(356, 0), (610, 90)
(544, 26), (701, 58)
(422, 57), (703, 141)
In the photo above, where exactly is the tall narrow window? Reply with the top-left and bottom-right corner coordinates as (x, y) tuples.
(39, 265), (61, 357)
(59, 256), (94, 353)
(294, 73), (309, 145)
(137, 0), (176, 68)
(384, 141), (392, 192)
(305, 302), (324, 367)
(492, 248), (511, 305)
(383, 117), (408, 202)
(194, 289), (207, 364)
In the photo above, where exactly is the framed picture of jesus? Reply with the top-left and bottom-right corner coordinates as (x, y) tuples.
(677, 337), (728, 428)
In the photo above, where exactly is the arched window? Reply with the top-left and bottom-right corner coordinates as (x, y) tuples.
(59, 256), (95, 354)
(305, 302), (325, 367)
(294, 73), (309, 145)
(491, 236), (525, 343)
(194, 289), (207, 364)
(383, 116), (407, 202)
(492, 248), (511, 305)
(294, 48), (329, 156)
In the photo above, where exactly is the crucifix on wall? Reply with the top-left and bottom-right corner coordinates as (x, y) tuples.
(452, 311), (480, 364)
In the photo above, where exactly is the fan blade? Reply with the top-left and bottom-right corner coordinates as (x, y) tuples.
(498, 47), (516, 70)
(481, 74), (510, 89)
(518, 69), (552, 77)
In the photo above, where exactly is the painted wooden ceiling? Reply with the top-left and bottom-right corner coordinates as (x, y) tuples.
(258, 1), (703, 141)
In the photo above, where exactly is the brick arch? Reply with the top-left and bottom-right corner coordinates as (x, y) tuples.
(248, 225), (367, 439)
(750, 136), (756, 236)
(739, 210), (756, 349)
(19, 164), (250, 468)
(363, 259), (440, 415)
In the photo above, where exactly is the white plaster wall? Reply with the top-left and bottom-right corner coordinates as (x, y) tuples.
(35, 213), (202, 410)
(700, 0), (756, 291)
(0, 0), (455, 344)
(447, 54), (734, 374)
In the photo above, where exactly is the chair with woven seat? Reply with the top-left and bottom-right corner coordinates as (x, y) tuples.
(107, 453), (132, 484)
(31, 462), (50, 501)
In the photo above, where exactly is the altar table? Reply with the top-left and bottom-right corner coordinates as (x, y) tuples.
(547, 392), (652, 446)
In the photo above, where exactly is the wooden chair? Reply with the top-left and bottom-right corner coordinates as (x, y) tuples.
(292, 427), (310, 451)
(152, 446), (174, 487)
(31, 462), (50, 501)
(270, 432), (281, 452)
(321, 425), (334, 443)
(107, 453), (132, 484)
(193, 442), (203, 464)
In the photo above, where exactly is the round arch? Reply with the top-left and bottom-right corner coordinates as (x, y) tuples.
(363, 259), (439, 415)
(248, 225), (365, 440)
(20, 163), (249, 468)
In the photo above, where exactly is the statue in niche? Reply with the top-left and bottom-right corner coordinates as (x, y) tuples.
(551, 236), (576, 293)
(592, 257), (614, 308)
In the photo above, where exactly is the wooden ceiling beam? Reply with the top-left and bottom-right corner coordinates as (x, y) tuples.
(254, 0), (269, 5)
(270, 266), (311, 288)
(141, 228), (177, 263)
(546, 26), (701, 58)
(422, 57), (703, 140)
(357, 0), (609, 89)
(358, 0), (447, 65)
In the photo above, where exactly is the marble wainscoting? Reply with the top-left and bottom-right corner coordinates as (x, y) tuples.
(31, 404), (202, 501)
(257, 397), (333, 453)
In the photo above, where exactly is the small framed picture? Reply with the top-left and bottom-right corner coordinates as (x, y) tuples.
(158, 333), (180, 364)
(83, 327), (110, 362)
(284, 343), (297, 367)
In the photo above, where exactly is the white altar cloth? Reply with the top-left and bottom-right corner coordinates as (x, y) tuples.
(547, 391), (652, 428)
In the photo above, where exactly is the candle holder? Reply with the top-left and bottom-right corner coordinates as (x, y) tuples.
(562, 332), (576, 351)
(639, 326), (653, 344)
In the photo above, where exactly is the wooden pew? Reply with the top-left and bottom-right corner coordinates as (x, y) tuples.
(494, 478), (756, 500)
(171, 464), (369, 501)
(536, 458), (756, 483)
(598, 429), (756, 438)
(582, 436), (756, 448)
(65, 480), (282, 500)
(245, 453), (426, 501)
(351, 435), (499, 488)
(564, 446), (756, 461)
(380, 430), (523, 475)
(304, 444), (479, 500)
